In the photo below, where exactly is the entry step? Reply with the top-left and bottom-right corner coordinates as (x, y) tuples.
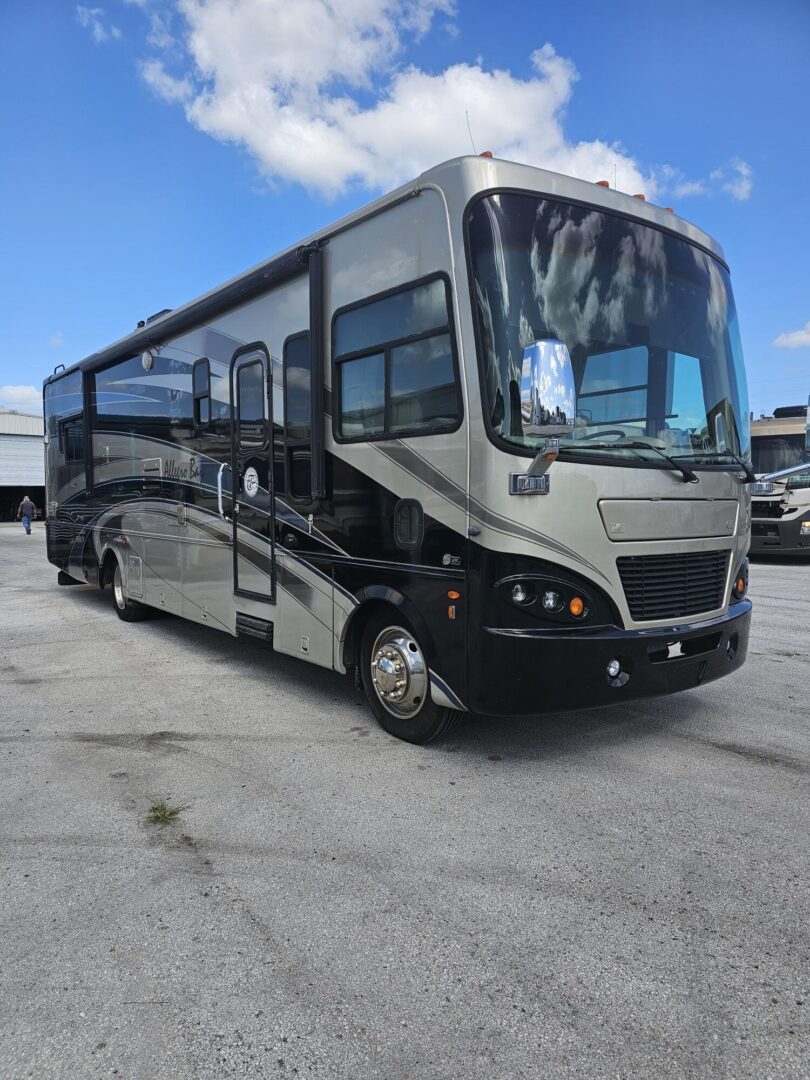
(235, 613), (274, 643)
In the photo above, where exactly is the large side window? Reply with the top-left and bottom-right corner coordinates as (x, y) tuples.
(282, 332), (312, 500)
(44, 370), (86, 498)
(333, 276), (460, 442)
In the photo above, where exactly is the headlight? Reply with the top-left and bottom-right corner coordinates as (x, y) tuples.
(497, 574), (599, 624)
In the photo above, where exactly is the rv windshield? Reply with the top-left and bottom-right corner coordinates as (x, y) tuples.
(751, 433), (810, 489)
(467, 192), (750, 464)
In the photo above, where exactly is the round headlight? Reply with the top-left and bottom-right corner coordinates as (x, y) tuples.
(607, 658), (622, 679)
(512, 583), (530, 604)
(541, 590), (561, 612)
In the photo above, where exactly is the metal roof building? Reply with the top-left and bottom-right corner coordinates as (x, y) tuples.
(0, 409), (45, 521)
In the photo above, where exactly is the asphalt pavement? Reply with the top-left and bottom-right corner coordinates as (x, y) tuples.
(0, 524), (807, 1079)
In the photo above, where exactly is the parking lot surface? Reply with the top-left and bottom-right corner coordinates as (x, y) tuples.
(0, 525), (808, 1079)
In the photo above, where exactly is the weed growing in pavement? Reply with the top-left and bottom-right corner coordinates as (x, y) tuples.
(145, 799), (189, 826)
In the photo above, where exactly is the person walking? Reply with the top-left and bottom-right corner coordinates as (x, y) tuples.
(16, 495), (37, 535)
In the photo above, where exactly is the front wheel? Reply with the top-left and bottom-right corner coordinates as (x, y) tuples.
(360, 613), (460, 744)
(111, 563), (149, 622)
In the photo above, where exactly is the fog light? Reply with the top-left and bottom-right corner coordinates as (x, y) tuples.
(542, 589), (561, 611)
(606, 658), (622, 679)
(512, 583), (530, 604)
(801, 521), (810, 536)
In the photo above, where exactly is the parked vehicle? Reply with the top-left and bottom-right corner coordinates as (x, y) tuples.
(45, 155), (757, 742)
(750, 404), (810, 555)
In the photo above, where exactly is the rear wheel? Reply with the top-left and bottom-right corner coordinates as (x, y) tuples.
(111, 563), (149, 622)
(360, 612), (460, 744)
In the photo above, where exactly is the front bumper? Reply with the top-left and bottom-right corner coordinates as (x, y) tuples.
(471, 601), (751, 715)
(750, 513), (810, 555)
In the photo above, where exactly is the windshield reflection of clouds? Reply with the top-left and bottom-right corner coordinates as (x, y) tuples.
(469, 193), (750, 458)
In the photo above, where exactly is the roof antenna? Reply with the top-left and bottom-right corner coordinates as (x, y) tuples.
(465, 109), (478, 156)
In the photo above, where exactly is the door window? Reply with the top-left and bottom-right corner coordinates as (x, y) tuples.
(237, 360), (267, 448)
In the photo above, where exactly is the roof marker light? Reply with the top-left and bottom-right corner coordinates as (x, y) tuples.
(664, 207), (674, 213)
(633, 193), (646, 200)
(596, 180), (610, 187)
(480, 151), (493, 158)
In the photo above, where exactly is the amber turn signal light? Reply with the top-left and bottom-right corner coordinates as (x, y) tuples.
(569, 596), (585, 617)
(447, 590), (461, 600)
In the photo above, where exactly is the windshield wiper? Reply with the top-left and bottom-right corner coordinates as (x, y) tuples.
(672, 451), (756, 483)
(560, 441), (699, 483)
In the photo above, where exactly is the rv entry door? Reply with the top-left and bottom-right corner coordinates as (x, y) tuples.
(230, 343), (276, 602)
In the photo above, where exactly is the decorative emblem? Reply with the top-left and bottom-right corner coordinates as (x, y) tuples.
(243, 467), (260, 498)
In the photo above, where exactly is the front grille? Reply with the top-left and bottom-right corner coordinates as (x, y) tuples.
(752, 501), (784, 519)
(617, 551), (728, 621)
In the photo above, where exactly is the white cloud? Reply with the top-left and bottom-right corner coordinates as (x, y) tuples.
(714, 157), (753, 201)
(0, 385), (43, 413)
(77, 5), (122, 43)
(140, 59), (192, 102)
(773, 321), (810, 349)
(146, 12), (175, 48)
(49, 332), (65, 349)
(130, 1), (752, 205)
(657, 159), (753, 202)
(133, 0), (650, 198)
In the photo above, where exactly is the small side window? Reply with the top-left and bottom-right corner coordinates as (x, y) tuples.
(393, 499), (423, 550)
(193, 358), (211, 429)
(62, 418), (84, 462)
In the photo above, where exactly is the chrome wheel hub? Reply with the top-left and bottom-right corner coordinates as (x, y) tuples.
(370, 626), (428, 719)
(113, 565), (126, 610)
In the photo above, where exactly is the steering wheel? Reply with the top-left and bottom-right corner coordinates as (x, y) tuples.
(579, 429), (627, 441)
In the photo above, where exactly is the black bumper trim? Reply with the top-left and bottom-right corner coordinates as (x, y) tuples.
(471, 602), (751, 715)
(750, 513), (810, 555)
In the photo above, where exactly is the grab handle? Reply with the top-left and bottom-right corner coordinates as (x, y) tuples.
(217, 462), (229, 521)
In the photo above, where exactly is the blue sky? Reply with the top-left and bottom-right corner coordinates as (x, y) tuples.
(1, 0), (808, 418)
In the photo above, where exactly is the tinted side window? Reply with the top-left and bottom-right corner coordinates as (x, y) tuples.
(339, 352), (385, 438)
(334, 277), (460, 441)
(193, 358), (210, 427)
(283, 333), (312, 500)
(237, 361), (266, 448)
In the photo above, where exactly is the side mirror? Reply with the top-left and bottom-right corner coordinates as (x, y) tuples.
(520, 339), (576, 439)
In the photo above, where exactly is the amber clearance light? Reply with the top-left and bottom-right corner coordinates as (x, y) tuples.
(569, 596), (586, 617)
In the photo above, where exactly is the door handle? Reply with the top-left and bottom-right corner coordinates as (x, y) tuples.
(217, 462), (230, 521)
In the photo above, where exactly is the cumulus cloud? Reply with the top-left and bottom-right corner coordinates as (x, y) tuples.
(131, 0), (650, 197)
(773, 322), (810, 349)
(77, 6), (122, 43)
(127, 0), (752, 204)
(0, 385), (43, 413)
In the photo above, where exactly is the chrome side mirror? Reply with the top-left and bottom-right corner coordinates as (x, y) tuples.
(520, 339), (575, 439)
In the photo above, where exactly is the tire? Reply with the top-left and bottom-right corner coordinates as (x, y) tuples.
(111, 562), (149, 623)
(359, 611), (461, 744)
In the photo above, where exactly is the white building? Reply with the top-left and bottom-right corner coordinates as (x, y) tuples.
(0, 409), (45, 521)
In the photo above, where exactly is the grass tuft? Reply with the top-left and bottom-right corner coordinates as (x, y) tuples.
(145, 799), (189, 826)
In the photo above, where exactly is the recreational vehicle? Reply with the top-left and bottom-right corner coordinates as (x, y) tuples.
(750, 404), (810, 555)
(45, 155), (755, 743)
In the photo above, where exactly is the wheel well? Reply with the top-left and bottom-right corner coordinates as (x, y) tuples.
(341, 600), (392, 672)
(100, 549), (120, 590)
(341, 595), (436, 673)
